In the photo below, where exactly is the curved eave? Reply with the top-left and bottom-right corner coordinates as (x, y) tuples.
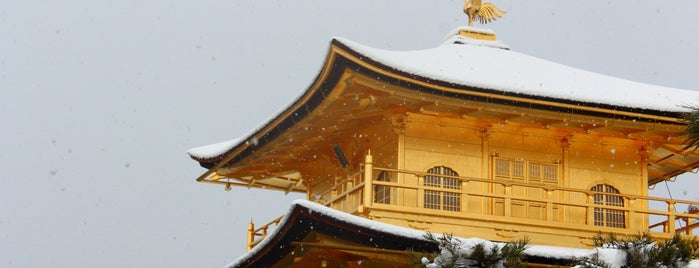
(230, 200), (438, 268)
(192, 38), (689, 179)
(190, 41), (349, 173)
(231, 200), (598, 267)
(330, 39), (686, 123)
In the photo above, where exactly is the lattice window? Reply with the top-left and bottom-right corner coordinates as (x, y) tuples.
(591, 184), (626, 228)
(495, 158), (558, 185)
(374, 172), (392, 204)
(424, 166), (461, 212)
(493, 157), (560, 220)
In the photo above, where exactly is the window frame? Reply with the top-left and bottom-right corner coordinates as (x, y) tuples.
(494, 157), (559, 185)
(591, 184), (626, 228)
(374, 171), (392, 204)
(424, 166), (461, 212)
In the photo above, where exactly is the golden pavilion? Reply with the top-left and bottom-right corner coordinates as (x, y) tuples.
(189, 6), (699, 267)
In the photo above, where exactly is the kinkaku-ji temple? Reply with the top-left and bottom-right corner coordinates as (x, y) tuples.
(188, 2), (699, 267)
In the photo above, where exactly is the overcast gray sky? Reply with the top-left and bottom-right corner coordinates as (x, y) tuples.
(2, 1), (699, 267)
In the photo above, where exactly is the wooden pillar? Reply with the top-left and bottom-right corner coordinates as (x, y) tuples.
(561, 136), (571, 223)
(480, 127), (490, 214)
(638, 144), (649, 230)
(397, 133), (405, 206)
(363, 150), (374, 209)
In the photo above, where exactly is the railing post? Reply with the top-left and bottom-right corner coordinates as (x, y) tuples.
(628, 198), (636, 231)
(668, 201), (676, 234)
(546, 189), (554, 221)
(417, 175), (424, 209)
(363, 150), (373, 209)
(587, 194), (595, 226)
(247, 219), (254, 251)
(461, 180), (468, 213)
(504, 184), (512, 217)
(688, 206), (698, 235)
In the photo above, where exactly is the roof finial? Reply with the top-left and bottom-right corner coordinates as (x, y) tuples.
(463, 0), (507, 26)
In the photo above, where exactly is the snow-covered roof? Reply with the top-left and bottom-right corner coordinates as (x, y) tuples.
(189, 27), (698, 170)
(335, 29), (699, 113)
(228, 199), (438, 268)
(230, 199), (699, 268)
(187, 138), (240, 160)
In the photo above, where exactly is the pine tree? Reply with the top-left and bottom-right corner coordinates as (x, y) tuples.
(683, 106), (699, 149)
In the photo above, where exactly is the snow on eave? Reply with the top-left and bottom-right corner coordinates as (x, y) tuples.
(227, 199), (699, 268)
(187, 138), (240, 160)
(333, 37), (699, 114)
(187, 40), (339, 163)
(229, 199), (582, 265)
(291, 199), (429, 240)
(226, 199), (431, 268)
(187, 88), (314, 163)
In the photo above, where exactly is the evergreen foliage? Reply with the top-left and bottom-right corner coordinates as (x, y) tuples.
(683, 106), (699, 149)
(574, 254), (612, 268)
(582, 232), (699, 268)
(422, 233), (529, 268)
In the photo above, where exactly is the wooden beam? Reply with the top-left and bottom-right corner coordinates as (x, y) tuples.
(660, 144), (690, 157)
(199, 178), (305, 193)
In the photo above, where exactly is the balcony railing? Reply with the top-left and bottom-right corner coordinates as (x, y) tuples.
(247, 216), (282, 251)
(247, 153), (699, 250)
(367, 166), (699, 236)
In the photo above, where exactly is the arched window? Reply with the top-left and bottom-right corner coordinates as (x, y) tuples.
(424, 166), (461, 212)
(591, 184), (626, 228)
(374, 172), (392, 204)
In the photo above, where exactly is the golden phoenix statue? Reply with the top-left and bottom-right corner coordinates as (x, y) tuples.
(463, 0), (507, 26)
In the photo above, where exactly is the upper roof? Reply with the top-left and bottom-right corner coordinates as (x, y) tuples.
(337, 29), (699, 113)
(189, 27), (699, 186)
(190, 28), (697, 162)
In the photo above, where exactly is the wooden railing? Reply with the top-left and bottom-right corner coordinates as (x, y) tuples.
(246, 153), (698, 250)
(367, 166), (699, 236)
(322, 169), (365, 214)
(247, 216), (282, 251)
(648, 206), (699, 235)
(245, 170), (367, 252)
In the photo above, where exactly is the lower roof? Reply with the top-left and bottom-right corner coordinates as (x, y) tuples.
(230, 200), (619, 267)
(230, 200), (438, 267)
